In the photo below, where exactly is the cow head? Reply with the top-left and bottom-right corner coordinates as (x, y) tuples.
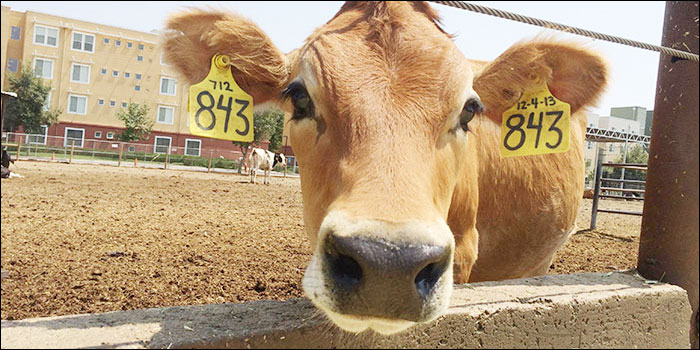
(164, 2), (606, 334)
(273, 153), (287, 169)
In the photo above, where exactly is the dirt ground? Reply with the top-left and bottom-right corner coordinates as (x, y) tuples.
(1, 161), (643, 321)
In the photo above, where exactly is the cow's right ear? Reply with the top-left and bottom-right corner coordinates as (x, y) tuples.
(163, 9), (291, 104)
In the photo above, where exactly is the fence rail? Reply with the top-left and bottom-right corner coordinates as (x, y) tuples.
(590, 150), (648, 229)
(1, 132), (299, 176)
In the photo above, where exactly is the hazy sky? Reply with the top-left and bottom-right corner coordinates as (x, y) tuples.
(4, 1), (668, 116)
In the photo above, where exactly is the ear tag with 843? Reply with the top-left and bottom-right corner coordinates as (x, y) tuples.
(188, 54), (254, 142)
(500, 81), (570, 157)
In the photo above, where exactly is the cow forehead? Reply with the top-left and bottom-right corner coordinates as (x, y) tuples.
(293, 2), (473, 124)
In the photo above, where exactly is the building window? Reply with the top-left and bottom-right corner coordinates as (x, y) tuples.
(154, 136), (171, 154)
(587, 141), (593, 149)
(109, 100), (116, 107)
(68, 94), (88, 115)
(98, 99), (105, 105)
(160, 77), (176, 96)
(127, 42), (133, 48)
(121, 102), (128, 108)
(609, 144), (614, 152)
(124, 72), (130, 78)
(34, 58), (53, 79)
(101, 68), (107, 75)
(113, 70), (119, 77)
(137, 55), (143, 62)
(157, 106), (174, 124)
(43, 91), (52, 111)
(134, 85), (140, 91)
(70, 63), (90, 84)
(138, 44), (144, 50)
(28, 125), (48, 145)
(185, 139), (201, 157)
(10, 26), (21, 40)
(115, 40), (121, 46)
(94, 131), (102, 138)
(64, 127), (85, 147)
(106, 132), (115, 140)
(7, 58), (18, 72)
(128, 146), (136, 152)
(34, 24), (58, 47)
(72, 32), (95, 53)
(103, 38), (110, 44)
(135, 74), (142, 80)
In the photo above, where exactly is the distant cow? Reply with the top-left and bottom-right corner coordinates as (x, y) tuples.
(1, 148), (14, 179)
(248, 147), (286, 184)
(1, 148), (13, 168)
(164, 2), (608, 335)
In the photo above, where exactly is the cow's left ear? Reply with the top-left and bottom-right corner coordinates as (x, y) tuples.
(162, 9), (292, 104)
(473, 39), (608, 121)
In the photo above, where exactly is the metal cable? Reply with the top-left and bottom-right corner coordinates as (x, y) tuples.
(429, 0), (699, 62)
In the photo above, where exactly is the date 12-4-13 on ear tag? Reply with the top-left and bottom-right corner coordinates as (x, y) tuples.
(188, 54), (254, 142)
(500, 81), (570, 158)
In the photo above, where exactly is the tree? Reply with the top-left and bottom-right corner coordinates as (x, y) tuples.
(260, 108), (285, 152)
(232, 108), (285, 172)
(3, 64), (61, 133)
(116, 102), (153, 142)
(602, 144), (649, 191)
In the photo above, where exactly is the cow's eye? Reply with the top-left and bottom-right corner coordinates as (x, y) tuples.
(283, 81), (314, 120)
(459, 97), (484, 132)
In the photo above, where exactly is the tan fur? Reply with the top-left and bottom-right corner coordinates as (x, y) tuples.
(163, 1), (608, 288)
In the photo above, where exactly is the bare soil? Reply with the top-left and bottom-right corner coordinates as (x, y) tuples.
(1, 161), (643, 320)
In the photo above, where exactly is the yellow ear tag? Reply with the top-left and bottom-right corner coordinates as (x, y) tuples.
(500, 81), (570, 157)
(188, 54), (254, 142)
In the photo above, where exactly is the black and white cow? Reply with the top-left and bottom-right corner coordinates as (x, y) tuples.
(1, 148), (15, 179)
(248, 147), (286, 184)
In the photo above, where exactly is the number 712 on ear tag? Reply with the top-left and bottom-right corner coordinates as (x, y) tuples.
(188, 55), (254, 142)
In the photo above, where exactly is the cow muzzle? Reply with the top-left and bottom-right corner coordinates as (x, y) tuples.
(302, 211), (454, 334)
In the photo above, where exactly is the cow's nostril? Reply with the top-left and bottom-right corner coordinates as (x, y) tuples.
(327, 252), (363, 289)
(415, 261), (446, 299)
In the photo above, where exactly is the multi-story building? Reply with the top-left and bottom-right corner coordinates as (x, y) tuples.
(1, 6), (290, 158)
(644, 110), (653, 136)
(610, 106), (651, 136)
(582, 108), (650, 187)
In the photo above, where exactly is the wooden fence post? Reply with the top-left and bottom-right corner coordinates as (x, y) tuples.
(69, 140), (75, 164)
(117, 143), (123, 167)
(16, 135), (22, 161)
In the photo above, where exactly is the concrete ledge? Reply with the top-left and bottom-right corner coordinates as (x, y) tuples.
(1, 271), (691, 349)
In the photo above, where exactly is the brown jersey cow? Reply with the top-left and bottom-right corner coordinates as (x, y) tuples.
(163, 2), (607, 335)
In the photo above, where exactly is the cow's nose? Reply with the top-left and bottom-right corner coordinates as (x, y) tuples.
(322, 232), (451, 321)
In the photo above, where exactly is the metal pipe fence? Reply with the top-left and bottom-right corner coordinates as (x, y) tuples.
(1, 132), (299, 176)
(590, 147), (648, 230)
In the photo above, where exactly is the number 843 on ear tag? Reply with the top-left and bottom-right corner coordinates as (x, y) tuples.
(188, 54), (253, 142)
(500, 81), (570, 158)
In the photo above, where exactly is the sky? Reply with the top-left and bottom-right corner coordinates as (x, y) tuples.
(3, 1), (668, 116)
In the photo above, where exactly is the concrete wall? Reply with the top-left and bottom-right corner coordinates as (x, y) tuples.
(0, 271), (692, 349)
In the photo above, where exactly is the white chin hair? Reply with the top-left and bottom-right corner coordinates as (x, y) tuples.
(323, 308), (416, 335)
